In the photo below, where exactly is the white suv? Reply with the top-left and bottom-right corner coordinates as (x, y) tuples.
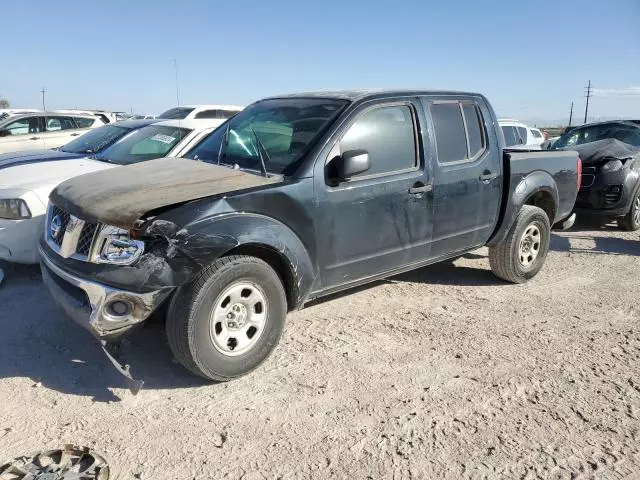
(0, 112), (105, 154)
(499, 119), (543, 149)
(158, 104), (243, 122)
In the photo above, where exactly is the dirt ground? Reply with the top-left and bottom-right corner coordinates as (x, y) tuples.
(0, 222), (639, 479)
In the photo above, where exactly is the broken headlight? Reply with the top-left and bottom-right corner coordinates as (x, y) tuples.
(96, 227), (145, 265)
(601, 160), (623, 172)
(0, 199), (32, 220)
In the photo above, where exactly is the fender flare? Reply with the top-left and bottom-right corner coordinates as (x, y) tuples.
(487, 171), (559, 247)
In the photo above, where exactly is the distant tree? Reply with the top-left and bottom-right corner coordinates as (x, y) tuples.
(0, 97), (9, 109)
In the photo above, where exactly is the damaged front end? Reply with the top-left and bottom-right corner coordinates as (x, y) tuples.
(40, 205), (183, 394)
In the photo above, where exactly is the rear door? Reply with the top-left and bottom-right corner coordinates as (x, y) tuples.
(423, 97), (502, 258)
(314, 98), (434, 289)
(41, 116), (84, 149)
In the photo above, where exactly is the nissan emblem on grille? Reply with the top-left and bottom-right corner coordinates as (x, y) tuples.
(50, 215), (63, 240)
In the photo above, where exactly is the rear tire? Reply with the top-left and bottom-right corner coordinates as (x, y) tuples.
(489, 205), (551, 284)
(617, 191), (640, 231)
(166, 255), (287, 381)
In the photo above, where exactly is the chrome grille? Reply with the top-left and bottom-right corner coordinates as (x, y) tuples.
(46, 203), (102, 262)
(77, 223), (99, 256)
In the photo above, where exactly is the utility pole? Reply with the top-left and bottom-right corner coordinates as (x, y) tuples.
(40, 87), (46, 111)
(174, 59), (180, 106)
(568, 102), (573, 127)
(584, 80), (592, 124)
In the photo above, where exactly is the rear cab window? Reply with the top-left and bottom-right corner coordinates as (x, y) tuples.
(431, 101), (487, 163)
(158, 107), (195, 119)
(194, 110), (239, 120)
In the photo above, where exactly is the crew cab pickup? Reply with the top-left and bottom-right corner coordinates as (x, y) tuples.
(39, 90), (580, 391)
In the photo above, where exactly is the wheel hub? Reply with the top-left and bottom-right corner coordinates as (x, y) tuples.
(210, 281), (268, 357)
(519, 223), (541, 267)
(225, 303), (248, 329)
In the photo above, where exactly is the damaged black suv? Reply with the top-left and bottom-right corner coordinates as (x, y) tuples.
(40, 90), (580, 391)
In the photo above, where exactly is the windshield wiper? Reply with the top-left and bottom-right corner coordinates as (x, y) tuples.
(249, 127), (269, 177)
(217, 124), (230, 166)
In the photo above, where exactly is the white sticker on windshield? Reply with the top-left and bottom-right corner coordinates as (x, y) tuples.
(151, 134), (177, 144)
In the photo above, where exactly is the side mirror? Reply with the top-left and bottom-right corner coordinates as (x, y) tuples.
(337, 149), (370, 180)
(0, 129), (8, 138)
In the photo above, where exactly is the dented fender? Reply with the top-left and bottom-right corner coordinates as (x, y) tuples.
(141, 212), (316, 308)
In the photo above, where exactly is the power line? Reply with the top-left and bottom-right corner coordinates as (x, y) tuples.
(584, 80), (592, 124)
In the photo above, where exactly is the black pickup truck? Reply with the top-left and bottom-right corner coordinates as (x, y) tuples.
(40, 90), (580, 390)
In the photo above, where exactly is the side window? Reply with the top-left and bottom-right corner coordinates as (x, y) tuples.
(339, 105), (417, 177)
(501, 126), (518, 147)
(431, 103), (468, 162)
(4, 119), (30, 135)
(194, 110), (219, 119)
(516, 127), (528, 144)
(462, 104), (486, 158)
(46, 116), (76, 132)
(531, 129), (542, 139)
(195, 110), (239, 119)
(74, 117), (96, 128)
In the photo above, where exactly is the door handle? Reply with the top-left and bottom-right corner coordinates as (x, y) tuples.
(479, 172), (498, 183)
(408, 184), (433, 194)
(29, 137), (39, 140)
(70, 133), (80, 136)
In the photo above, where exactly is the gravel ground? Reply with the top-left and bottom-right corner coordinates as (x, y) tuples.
(0, 222), (639, 479)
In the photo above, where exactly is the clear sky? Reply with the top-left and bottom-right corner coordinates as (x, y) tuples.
(2, 0), (639, 124)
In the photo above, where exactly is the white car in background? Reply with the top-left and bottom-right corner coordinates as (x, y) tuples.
(158, 104), (243, 122)
(0, 112), (106, 154)
(0, 119), (220, 265)
(498, 119), (543, 150)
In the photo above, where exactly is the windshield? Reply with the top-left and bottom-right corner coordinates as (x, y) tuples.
(158, 107), (195, 119)
(96, 125), (191, 165)
(60, 124), (130, 154)
(553, 123), (640, 149)
(184, 98), (349, 174)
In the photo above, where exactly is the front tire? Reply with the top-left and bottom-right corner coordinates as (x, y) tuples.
(617, 191), (640, 231)
(166, 255), (287, 381)
(489, 205), (551, 284)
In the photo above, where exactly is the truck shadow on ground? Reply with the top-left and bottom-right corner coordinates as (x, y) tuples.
(550, 233), (639, 256)
(307, 253), (501, 308)
(0, 262), (209, 403)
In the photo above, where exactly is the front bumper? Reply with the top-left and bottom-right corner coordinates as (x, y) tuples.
(40, 246), (172, 340)
(0, 216), (43, 264)
(574, 167), (638, 217)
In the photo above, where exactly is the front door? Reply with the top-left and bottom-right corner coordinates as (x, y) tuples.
(314, 99), (434, 290)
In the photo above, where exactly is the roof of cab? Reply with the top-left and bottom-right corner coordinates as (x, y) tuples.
(265, 89), (483, 102)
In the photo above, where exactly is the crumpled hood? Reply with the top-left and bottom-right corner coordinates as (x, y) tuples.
(0, 149), (84, 169)
(50, 157), (281, 229)
(572, 138), (640, 166)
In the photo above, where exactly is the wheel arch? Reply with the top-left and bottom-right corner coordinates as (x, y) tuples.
(487, 170), (559, 247)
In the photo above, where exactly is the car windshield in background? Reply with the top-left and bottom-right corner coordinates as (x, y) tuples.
(95, 125), (191, 165)
(158, 107), (195, 119)
(553, 123), (640, 149)
(60, 125), (130, 154)
(184, 98), (349, 175)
